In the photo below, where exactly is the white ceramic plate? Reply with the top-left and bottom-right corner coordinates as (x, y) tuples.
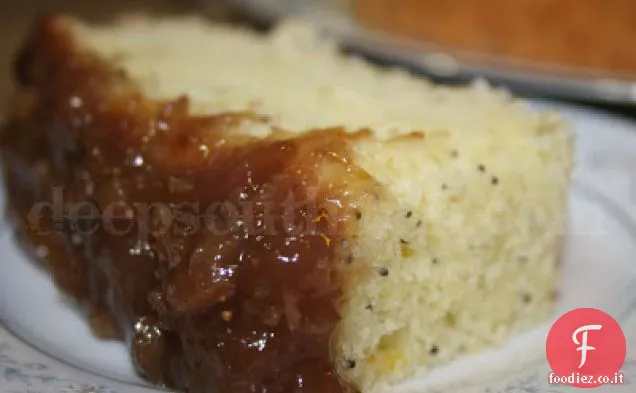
(230, 0), (636, 105)
(2, 100), (636, 393)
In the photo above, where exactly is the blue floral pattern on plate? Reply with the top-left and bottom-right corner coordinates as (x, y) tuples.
(0, 327), (161, 393)
(0, 336), (120, 393)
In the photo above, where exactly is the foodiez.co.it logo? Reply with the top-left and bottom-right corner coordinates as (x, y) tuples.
(573, 324), (603, 369)
(546, 308), (627, 388)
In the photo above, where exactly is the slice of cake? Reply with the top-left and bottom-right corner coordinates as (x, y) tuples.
(0, 15), (573, 393)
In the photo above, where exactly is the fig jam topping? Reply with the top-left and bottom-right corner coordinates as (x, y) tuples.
(2, 17), (373, 393)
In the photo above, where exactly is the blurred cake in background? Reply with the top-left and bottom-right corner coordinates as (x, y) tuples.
(354, 0), (636, 75)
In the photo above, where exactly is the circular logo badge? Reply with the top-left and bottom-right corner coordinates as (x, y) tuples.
(546, 308), (626, 388)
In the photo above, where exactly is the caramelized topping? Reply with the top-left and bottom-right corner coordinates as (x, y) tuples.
(1, 16), (376, 393)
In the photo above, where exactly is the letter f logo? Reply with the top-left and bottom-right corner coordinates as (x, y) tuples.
(573, 324), (602, 369)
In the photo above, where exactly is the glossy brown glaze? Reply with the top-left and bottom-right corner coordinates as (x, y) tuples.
(354, 0), (636, 75)
(1, 16), (373, 393)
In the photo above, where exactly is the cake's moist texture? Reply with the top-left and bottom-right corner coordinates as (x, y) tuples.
(1, 17), (375, 393)
(1, 13), (573, 393)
